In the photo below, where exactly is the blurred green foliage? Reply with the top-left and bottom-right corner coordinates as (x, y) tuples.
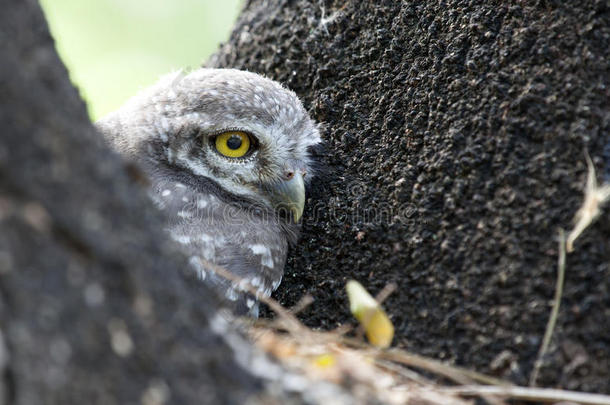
(40, 0), (242, 119)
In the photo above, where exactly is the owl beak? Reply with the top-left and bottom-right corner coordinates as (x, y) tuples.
(268, 171), (305, 223)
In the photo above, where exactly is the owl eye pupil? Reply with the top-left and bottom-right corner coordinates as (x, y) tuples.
(226, 135), (243, 150)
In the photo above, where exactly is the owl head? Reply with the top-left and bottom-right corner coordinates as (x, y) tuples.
(97, 68), (322, 225)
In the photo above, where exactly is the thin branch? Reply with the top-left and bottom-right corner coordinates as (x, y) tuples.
(379, 348), (510, 387)
(373, 346), (509, 405)
(336, 336), (509, 387)
(194, 257), (306, 334)
(443, 385), (610, 405)
(375, 282), (397, 304)
(289, 294), (314, 314)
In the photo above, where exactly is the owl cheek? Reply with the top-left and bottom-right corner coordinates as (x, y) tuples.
(253, 154), (271, 172)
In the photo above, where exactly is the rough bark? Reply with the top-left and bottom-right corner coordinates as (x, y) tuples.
(210, 0), (610, 392)
(0, 1), (268, 404)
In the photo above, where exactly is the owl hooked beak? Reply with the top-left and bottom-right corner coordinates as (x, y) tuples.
(267, 171), (305, 223)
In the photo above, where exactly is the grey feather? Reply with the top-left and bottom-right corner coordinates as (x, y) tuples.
(96, 68), (321, 315)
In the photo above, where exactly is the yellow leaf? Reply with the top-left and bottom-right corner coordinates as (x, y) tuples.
(346, 280), (394, 348)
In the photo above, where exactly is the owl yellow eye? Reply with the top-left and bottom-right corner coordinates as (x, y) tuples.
(214, 131), (252, 158)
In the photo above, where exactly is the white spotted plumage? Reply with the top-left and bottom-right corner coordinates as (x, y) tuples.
(96, 68), (321, 316)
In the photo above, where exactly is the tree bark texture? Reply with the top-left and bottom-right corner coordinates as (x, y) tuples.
(210, 0), (610, 392)
(0, 1), (276, 404)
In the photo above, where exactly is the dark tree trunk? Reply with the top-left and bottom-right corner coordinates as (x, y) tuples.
(0, 1), (276, 404)
(210, 0), (610, 392)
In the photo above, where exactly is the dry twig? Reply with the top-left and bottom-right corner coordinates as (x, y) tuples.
(442, 385), (610, 405)
(195, 254), (610, 405)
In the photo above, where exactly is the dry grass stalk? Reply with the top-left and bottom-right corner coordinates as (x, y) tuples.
(442, 385), (610, 405)
(529, 229), (567, 386)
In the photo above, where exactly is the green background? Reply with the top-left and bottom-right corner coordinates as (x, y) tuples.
(40, 0), (242, 119)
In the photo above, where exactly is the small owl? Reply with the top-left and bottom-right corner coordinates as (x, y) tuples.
(96, 68), (321, 315)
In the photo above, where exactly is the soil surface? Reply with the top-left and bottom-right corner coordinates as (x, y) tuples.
(211, 0), (610, 392)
